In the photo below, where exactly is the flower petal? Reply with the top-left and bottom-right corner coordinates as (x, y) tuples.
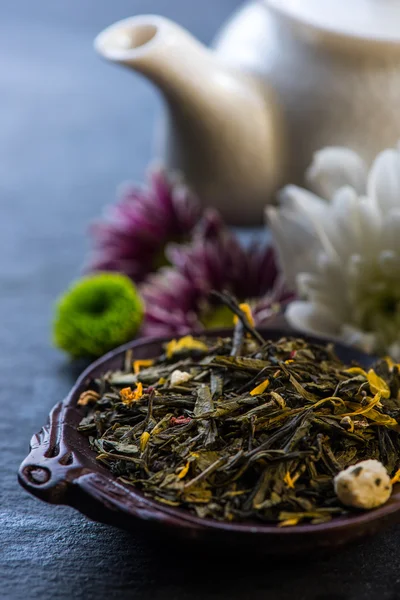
(279, 185), (340, 261)
(325, 186), (362, 258)
(296, 270), (348, 317)
(266, 205), (321, 288)
(267, 184), (344, 288)
(143, 218), (285, 336)
(87, 165), (201, 282)
(367, 149), (400, 213)
(378, 250), (400, 278)
(269, 144), (400, 358)
(279, 185), (330, 223)
(381, 208), (400, 254)
(356, 196), (382, 256)
(286, 300), (341, 337)
(306, 147), (367, 200)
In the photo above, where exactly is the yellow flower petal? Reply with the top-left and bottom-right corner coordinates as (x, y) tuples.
(165, 335), (208, 359)
(391, 468), (400, 485)
(344, 367), (367, 377)
(233, 303), (255, 328)
(177, 462), (190, 480)
(342, 392), (382, 417)
(364, 408), (399, 429)
(384, 356), (400, 371)
(250, 378), (270, 396)
(140, 431), (150, 452)
(278, 518), (300, 527)
(368, 369), (390, 399)
(165, 340), (176, 358)
(385, 356), (396, 370)
(151, 414), (172, 436)
(284, 471), (295, 489)
(133, 359), (154, 374)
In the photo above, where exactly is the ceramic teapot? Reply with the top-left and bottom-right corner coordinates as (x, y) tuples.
(95, 0), (400, 224)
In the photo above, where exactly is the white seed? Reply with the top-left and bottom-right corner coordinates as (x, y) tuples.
(334, 459), (392, 510)
(170, 370), (191, 387)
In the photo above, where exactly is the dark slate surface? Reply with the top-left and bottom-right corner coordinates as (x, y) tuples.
(2, 0), (400, 598)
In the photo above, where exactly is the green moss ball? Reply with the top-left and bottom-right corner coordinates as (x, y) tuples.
(53, 273), (144, 358)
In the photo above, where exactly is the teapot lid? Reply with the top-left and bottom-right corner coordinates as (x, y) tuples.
(267, 0), (400, 43)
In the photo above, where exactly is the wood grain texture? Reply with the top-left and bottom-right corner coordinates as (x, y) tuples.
(2, 0), (400, 598)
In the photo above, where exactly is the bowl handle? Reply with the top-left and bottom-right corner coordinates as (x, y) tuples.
(18, 402), (203, 531)
(18, 401), (87, 503)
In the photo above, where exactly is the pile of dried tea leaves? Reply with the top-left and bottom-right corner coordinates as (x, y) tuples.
(78, 299), (400, 526)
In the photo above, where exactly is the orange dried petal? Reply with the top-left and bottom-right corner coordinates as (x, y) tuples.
(250, 378), (270, 396)
(177, 462), (190, 480)
(120, 382), (143, 405)
(133, 359), (154, 375)
(233, 303), (255, 328)
(120, 387), (134, 405)
(134, 381), (143, 399)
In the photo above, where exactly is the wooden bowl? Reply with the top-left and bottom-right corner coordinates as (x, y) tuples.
(18, 328), (400, 555)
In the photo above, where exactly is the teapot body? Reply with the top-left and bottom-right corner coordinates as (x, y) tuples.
(215, 0), (400, 183)
(95, 2), (400, 225)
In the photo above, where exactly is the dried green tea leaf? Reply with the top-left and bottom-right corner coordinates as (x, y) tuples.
(77, 314), (400, 526)
(208, 356), (270, 372)
(194, 385), (214, 418)
(112, 442), (139, 455)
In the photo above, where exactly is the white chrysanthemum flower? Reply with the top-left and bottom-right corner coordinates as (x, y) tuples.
(267, 144), (400, 359)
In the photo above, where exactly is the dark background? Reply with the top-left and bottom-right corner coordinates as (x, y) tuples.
(2, 1), (400, 598)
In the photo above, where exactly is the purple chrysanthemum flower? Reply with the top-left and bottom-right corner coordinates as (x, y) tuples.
(141, 211), (293, 337)
(87, 165), (201, 282)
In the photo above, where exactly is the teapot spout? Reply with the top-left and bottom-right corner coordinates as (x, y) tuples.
(95, 16), (287, 224)
(95, 15), (215, 104)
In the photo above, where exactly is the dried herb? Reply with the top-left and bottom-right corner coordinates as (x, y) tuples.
(77, 302), (400, 526)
